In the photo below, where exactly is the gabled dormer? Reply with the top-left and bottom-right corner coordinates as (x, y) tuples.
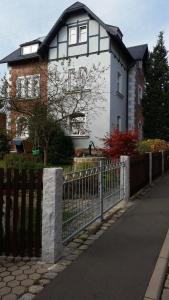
(38, 2), (133, 65)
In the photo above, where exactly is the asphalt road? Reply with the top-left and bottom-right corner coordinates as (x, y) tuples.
(35, 174), (169, 300)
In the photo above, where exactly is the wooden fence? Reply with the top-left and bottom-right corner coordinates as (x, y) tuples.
(0, 169), (43, 257)
(130, 154), (149, 196)
(152, 152), (162, 180)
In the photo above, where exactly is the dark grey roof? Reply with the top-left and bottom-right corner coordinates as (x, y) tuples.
(0, 48), (40, 64)
(20, 36), (45, 47)
(127, 44), (148, 60)
(0, 2), (134, 65)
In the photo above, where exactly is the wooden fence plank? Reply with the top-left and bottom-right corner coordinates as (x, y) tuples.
(20, 169), (27, 256)
(35, 170), (43, 257)
(27, 170), (34, 257)
(5, 169), (11, 256)
(12, 169), (19, 256)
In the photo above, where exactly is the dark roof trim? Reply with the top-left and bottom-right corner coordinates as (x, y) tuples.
(0, 48), (40, 64)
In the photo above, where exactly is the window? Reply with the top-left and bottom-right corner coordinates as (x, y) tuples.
(69, 27), (77, 45)
(117, 116), (122, 131)
(117, 72), (123, 95)
(68, 69), (75, 90)
(69, 113), (87, 136)
(138, 86), (143, 104)
(22, 44), (39, 55)
(16, 116), (29, 138)
(68, 24), (87, 45)
(79, 25), (87, 43)
(16, 75), (40, 98)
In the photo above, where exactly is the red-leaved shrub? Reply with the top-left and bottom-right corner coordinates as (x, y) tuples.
(103, 129), (138, 158)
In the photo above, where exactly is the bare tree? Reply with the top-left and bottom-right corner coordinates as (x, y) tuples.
(0, 60), (107, 165)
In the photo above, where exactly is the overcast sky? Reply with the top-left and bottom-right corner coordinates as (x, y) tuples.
(0, 0), (169, 75)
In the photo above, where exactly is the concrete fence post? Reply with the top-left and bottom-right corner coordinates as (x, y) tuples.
(161, 150), (164, 175)
(42, 168), (63, 263)
(120, 156), (130, 202)
(148, 152), (152, 185)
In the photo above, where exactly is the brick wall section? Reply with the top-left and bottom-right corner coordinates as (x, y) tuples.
(9, 60), (48, 137)
(0, 113), (6, 130)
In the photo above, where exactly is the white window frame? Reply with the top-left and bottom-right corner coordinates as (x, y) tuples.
(16, 74), (40, 99)
(79, 25), (87, 43)
(22, 44), (39, 55)
(69, 27), (77, 45)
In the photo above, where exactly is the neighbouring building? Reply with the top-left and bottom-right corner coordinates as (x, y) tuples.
(0, 2), (148, 151)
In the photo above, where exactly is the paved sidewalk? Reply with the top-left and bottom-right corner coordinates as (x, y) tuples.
(35, 173), (169, 300)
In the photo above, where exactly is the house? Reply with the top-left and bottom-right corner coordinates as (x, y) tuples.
(0, 2), (148, 151)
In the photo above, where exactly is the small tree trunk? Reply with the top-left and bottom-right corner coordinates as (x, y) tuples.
(43, 144), (48, 166)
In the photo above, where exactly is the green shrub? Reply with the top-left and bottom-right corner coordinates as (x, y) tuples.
(1, 153), (43, 169)
(48, 125), (74, 165)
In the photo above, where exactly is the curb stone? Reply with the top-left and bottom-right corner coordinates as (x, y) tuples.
(144, 229), (169, 300)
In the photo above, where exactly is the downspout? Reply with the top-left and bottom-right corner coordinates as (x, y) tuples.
(126, 69), (129, 130)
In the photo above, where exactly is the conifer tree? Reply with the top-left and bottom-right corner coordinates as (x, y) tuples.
(143, 32), (169, 140)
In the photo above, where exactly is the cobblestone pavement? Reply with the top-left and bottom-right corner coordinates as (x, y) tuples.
(0, 205), (128, 300)
(161, 266), (169, 300)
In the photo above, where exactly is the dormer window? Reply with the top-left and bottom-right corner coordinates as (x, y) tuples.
(22, 44), (39, 55)
(68, 24), (87, 45)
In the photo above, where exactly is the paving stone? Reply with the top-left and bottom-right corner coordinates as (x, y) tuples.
(79, 245), (88, 250)
(28, 285), (44, 294)
(87, 235), (98, 240)
(42, 272), (57, 280)
(65, 254), (78, 261)
(0, 281), (6, 288)
(20, 279), (33, 287)
(18, 293), (35, 300)
(36, 268), (47, 274)
(2, 294), (17, 300)
(0, 267), (6, 273)
(38, 279), (50, 286)
(162, 288), (169, 300)
(84, 239), (94, 245)
(59, 260), (72, 267)
(24, 269), (35, 275)
(164, 278), (169, 288)
(12, 285), (26, 295)
(16, 274), (27, 281)
(3, 276), (15, 283)
(20, 266), (29, 271)
(29, 273), (41, 280)
(7, 280), (20, 288)
(49, 264), (65, 273)
(16, 262), (25, 267)
(12, 270), (23, 276)
(73, 239), (83, 244)
(7, 266), (18, 272)
(0, 287), (11, 296)
(0, 272), (10, 278)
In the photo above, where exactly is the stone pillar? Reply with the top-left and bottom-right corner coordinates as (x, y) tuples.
(42, 168), (63, 263)
(120, 156), (130, 202)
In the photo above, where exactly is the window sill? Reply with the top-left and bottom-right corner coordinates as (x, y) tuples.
(68, 135), (89, 139)
(116, 91), (124, 99)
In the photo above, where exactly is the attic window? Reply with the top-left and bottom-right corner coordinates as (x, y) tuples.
(22, 44), (39, 55)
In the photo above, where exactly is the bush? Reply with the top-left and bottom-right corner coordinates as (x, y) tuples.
(48, 125), (74, 165)
(0, 130), (9, 159)
(137, 139), (169, 153)
(0, 153), (43, 169)
(103, 129), (138, 158)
